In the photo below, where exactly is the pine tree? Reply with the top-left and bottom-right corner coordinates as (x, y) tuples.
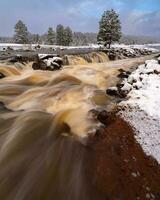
(56, 24), (65, 45)
(14, 20), (29, 44)
(47, 27), (56, 45)
(97, 9), (122, 48)
(64, 27), (73, 46)
(29, 33), (40, 44)
(72, 32), (88, 45)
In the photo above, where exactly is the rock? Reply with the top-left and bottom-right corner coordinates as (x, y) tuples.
(88, 109), (110, 125)
(32, 61), (47, 70)
(108, 52), (117, 60)
(32, 58), (62, 71)
(118, 69), (126, 73)
(0, 101), (11, 112)
(39, 54), (63, 70)
(7, 46), (13, 51)
(88, 109), (99, 120)
(118, 71), (129, 79)
(9, 54), (38, 63)
(120, 82), (132, 92)
(0, 72), (5, 79)
(118, 90), (128, 98)
(51, 62), (61, 70)
(154, 70), (160, 75)
(116, 83), (124, 89)
(106, 47), (155, 61)
(118, 69), (131, 79)
(35, 45), (41, 50)
(51, 58), (63, 68)
(97, 110), (110, 125)
(106, 85), (129, 98)
(32, 62), (40, 70)
(106, 87), (119, 96)
(39, 54), (59, 60)
(158, 57), (160, 64)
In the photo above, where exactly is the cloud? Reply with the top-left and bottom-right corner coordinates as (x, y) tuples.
(0, 0), (159, 37)
(122, 10), (160, 37)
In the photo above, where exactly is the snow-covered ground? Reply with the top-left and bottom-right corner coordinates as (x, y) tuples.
(119, 59), (160, 163)
(112, 44), (160, 52)
(0, 43), (160, 52)
(0, 43), (100, 51)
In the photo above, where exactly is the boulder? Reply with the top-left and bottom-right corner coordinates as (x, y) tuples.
(88, 109), (111, 125)
(0, 72), (5, 79)
(117, 71), (130, 79)
(88, 109), (99, 120)
(32, 62), (40, 70)
(154, 70), (160, 75)
(108, 52), (117, 60)
(97, 110), (110, 125)
(39, 54), (63, 70)
(32, 61), (47, 70)
(106, 87), (119, 96)
(0, 101), (11, 112)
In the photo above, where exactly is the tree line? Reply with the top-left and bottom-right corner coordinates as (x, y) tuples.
(1, 9), (124, 47)
(14, 21), (74, 46)
(4, 10), (159, 47)
(12, 20), (98, 46)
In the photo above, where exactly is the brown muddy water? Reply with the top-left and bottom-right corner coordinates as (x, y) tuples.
(0, 58), (120, 200)
(0, 54), (159, 200)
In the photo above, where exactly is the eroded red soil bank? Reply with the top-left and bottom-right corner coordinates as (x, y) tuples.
(86, 116), (160, 200)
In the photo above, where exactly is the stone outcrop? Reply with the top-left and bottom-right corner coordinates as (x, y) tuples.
(103, 47), (157, 61)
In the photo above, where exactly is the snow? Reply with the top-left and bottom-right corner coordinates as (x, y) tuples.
(120, 59), (160, 117)
(119, 59), (160, 163)
(120, 110), (160, 164)
(112, 44), (159, 53)
(44, 57), (62, 67)
(0, 43), (101, 51)
(37, 54), (62, 67)
(38, 54), (56, 59)
(0, 43), (160, 52)
(121, 82), (132, 91)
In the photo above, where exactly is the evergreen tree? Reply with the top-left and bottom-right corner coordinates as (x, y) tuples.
(72, 32), (88, 45)
(47, 27), (56, 45)
(97, 9), (122, 48)
(14, 20), (29, 44)
(64, 27), (73, 46)
(56, 24), (65, 45)
(29, 33), (40, 44)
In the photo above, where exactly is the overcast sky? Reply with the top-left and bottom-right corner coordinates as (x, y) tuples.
(0, 0), (160, 37)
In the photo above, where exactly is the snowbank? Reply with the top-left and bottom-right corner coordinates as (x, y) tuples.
(112, 44), (159, 53)
(0, 43), (159, 52)
(119, 59), (160, 163)
(120, 59), (160, 117)
(0, 43), (100, 51)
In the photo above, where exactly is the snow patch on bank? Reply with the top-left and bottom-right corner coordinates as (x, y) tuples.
(0, 43), (159, 52)
(120, 110), (160, 163)
(112, 44), (159, 53)
(119, 59), (160, 163)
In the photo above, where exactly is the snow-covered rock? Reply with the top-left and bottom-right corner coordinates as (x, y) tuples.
(43, 57), (62, 67)
(119, 58), (160, 163)
(32, 54), (63, 71)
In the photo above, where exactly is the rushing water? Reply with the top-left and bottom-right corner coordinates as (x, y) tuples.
(0, 55), (119, 200)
